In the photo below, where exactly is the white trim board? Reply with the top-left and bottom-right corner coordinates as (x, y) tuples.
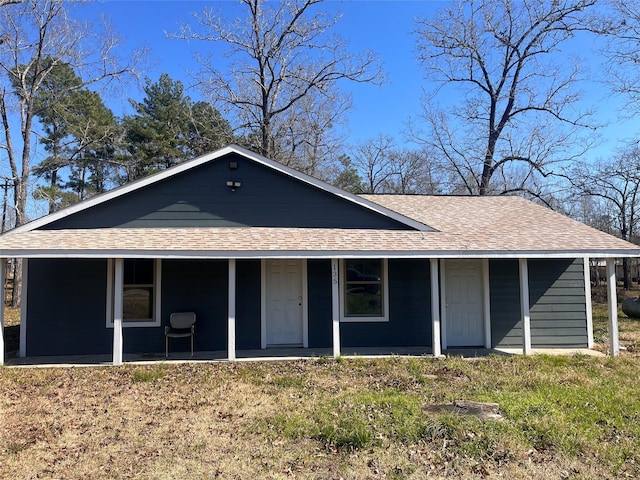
(338, 258), (389, 323)
(583, 257), (594, 349)
(106, 259), (162, 328)
(3, 248), (639, 260)
(482, 258), (492, 349)
(228, 259), (237, 361)
(439, 259), (447, 350)
(519, 258), (532, 355)
(19, 259), (28, 358)
(0, 259), (5, 366)
(429, 258), (441, 357)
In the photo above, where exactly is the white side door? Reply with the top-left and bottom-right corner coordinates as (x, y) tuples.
(445, 259), (484, 347)
(266, 259), (303, 346)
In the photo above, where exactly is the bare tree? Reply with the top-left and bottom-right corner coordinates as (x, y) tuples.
(0, 0), (142, 305)
(0, 0), (20, 8)
(350, 136), (442, 194)
(598, 0), (640, 113)
(384, 148), (443, 194)
(275, 87), (349, 180)
(413, 0), (598, 197)
(350, 135), (396, 194)
(175, 0), (382, 164)
(567, 146), (640, 288)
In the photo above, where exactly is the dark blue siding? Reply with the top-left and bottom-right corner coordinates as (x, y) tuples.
(489, 258), (588, 348)
(26, 259), (110, 356)
(341, 259), (431, 348)
(41, 153), (409, 230)
(529, 258), (588, 348)
(489, 259), (522, 348)
(236, 260), (261, 349)
(132, 259), (228, 354)
(307, 260), (333, 348)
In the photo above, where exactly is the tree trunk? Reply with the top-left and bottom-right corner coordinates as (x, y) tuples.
(11, 260), (21, 308)
(623, 257), (631, 290)
(48, 169), (58, 214)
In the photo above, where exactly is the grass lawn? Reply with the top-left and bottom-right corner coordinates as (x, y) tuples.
(1, 305), (640, 479)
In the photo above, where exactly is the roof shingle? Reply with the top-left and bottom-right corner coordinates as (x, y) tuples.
(1, 195), (638, 258)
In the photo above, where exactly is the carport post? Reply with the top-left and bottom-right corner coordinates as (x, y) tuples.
(0, 258), (5, 366)
(331, 259), (340, 358)
(430, 258), (441, 357)
(519, 258), (532, 355)
(228, 259), (236, 361)
(112, 258), (123, 366)
(606, 258), (620, 356)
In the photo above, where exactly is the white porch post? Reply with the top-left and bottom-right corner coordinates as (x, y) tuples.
(583, 257), (594, 349)
(606, 258), (619, 357)
(0, 259), (5, 366)
(482, 258), (492, 349)
(439, 259), (448, 350)
(331, 258), (340, 358)
(519, 258), (532, 355)
(112, 258), (123, 366)
(228, 259), (237, 361)
(430, 258), (441, 357)
(19, 258), (28, 358)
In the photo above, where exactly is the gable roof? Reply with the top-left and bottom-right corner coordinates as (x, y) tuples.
(0, 194), (638, 259)
(9, 145), (431, 234)
(363, 195), (640, 256)
(1, 145), (638, 258)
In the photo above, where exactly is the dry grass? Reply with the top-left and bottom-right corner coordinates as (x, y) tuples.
(2, 355), (640, 479)
(2, 302), (640, 479)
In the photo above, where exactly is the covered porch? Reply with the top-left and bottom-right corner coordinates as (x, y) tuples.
(0, 255), (622, 367)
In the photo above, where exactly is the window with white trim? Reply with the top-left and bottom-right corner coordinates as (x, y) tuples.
(107, 259), (161, 327)
(340, 259), (389, 322)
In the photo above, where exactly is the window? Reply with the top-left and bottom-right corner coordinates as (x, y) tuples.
(340, 259), (389, 322)
(107, 259), (161, 327)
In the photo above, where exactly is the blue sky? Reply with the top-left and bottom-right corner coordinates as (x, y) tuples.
(75, 1), (444, 145)
(75, 0), (637, 158)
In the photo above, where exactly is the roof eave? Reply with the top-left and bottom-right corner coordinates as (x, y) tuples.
(2, 249), (638, 259)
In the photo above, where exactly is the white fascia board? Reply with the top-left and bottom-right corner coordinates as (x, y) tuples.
(5, 144), (432, 235)
(2, 249), (639, 259)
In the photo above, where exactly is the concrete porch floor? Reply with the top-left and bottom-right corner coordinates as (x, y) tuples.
(4, 345), (604, 368)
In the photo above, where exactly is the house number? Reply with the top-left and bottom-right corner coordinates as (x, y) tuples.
(332, 262), (338, 285)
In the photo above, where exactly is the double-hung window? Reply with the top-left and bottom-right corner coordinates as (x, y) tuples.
(107, 259), (161, 327)
(340, 259), (389, 322)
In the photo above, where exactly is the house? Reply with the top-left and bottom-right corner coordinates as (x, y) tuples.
(0, 145), (638, 366)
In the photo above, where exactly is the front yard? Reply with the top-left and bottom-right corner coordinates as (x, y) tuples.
(1, 303), (640, 479)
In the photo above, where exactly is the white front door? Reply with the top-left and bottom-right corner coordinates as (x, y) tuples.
(266, 259), (303, 346)
(445, 259), (484, 347)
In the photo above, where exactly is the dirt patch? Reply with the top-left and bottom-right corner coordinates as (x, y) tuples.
(423, 400), (504, 421)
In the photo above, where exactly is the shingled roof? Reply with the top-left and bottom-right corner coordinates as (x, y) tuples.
(0, 194), (637, 259)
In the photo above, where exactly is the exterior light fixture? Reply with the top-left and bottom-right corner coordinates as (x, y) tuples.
(226, 180), (241, 191)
